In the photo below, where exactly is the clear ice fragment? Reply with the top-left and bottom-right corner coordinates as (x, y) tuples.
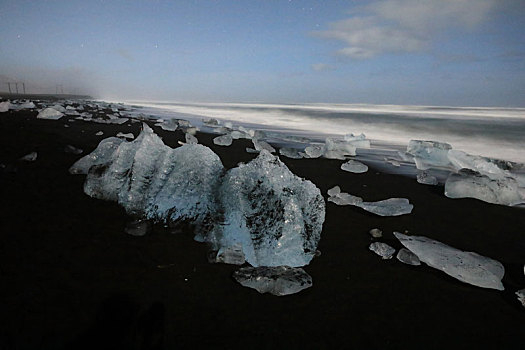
(232, 266), (312, 296)
(213, 134), (233, 146)
(20, 152), (37, 162)
(341, 160), (368, 173)
(369, 242), (395, 259)
(116, 132), (134, 140)
(279, 147), (303, 159)
(304, 144), (324, 158)
(37, 108), (64, 120)
(394, 232), (505, 290)
(396, 248), (421, 265)
(407, 140), (452, 170)
(185, 133), (198, 144)
(417, 171), (438, 185)
(64, 145), (83, 155)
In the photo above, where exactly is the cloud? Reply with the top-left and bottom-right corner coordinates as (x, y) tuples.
(311, 63), (334, 72)
(313, 0), (496, 59)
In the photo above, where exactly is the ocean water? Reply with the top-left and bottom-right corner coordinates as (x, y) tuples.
(123, 100), (525, 164)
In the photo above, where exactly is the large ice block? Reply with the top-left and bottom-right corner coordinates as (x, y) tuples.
(394, 232), (505, 290)
(217, 150), (325, 267)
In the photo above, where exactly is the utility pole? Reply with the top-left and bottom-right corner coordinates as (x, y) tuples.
(7, 82), (12, 94)
(22, 83), (26, 94)
(15, 82), (19, 94)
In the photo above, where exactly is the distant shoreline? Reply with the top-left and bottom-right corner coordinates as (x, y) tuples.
(0, 93), (93, 100)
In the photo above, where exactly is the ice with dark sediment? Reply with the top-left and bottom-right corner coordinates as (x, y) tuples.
(20, 152), (37, 162)
(369, 228), (383, 238)
(328, 190), (413, 216)
(279, 147), (303, 159)
(417, 171), (438, 185)
(303, 144), (324, 158)
(407, 140), (452, 170)
(82, 124), (224, 229)
(69, 137), (124, 174)
(217, 150), (325, 267)
(445, 169), (523, 206)
(232, 266), (313, 296)
(369, 242), (395, 259)
(37, 107), (64, 120)
(396, 248), (421, 265)
(341, 160), (368, 173)
(213, 134), (233, 146)
(394, 232), (505, 290)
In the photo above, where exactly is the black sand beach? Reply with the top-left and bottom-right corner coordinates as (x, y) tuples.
(1, 101), (525, 349)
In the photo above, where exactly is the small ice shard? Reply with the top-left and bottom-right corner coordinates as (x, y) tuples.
(394, 232), (505, 290)
(224, 121), (233, 129)
(328, 191), (413, 216)
(245, 147), (259, 154)
(369, 228), (383, 238)
(213, 134), (233, 146)
(279, 147), (303, 159)
(96, 131), (104, 136)
(37, 108), (64, 120)
(230, 130), (250, 139)
(385, 158), (401, 167)
(396, 248), (421, 265)
(327, 186), (341, 197)
(65, 109), (80, 116)
(116, 132), (135, 140)
(369, 242), (395, 259)
(516, 289), (525, 308)
(417, 171), (438, 185)
(20, 152), (37, 162)
(203, 117), (219, 126)
(341, 160), (368, 173)
(232, 266), (312, 296)
(445, 169), (522, 206)
(185, 127), (199, 135)
(64, 145), (83, 155)
(304, 144), (324, 158)
(343, 133), (370, 149)
(185, 133), (198, 144)
(217, 150), (325, 267)
(213, 244), (246, 265)
(64, 124), (69, 128)
(252, 139), (275, 153)
(0, 101), (10, 112)
(124, 219), (152, 237)
(325, 137), (356, 156)
(407, 140), (452, 170)
(69, 137), (124, 174)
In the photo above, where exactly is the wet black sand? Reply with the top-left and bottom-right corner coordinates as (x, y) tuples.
(1, 103), (525, 349)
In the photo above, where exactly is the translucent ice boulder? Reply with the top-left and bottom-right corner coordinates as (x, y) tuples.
(396, 248), (421, 265)
(232, 266), (313, 296)
(37, 107), (64, 120)
(343, 133), (370, 149)
(447, 150), (513, 180)
(303, 144), (324, 159)
(279, 147), (303, 159)
(341, 160), (368, 173)
(394, 232), (505, 290)
(324, 137), (356, 157)
(328, 190), (413, 216)
(417, 171), (438, 185)
(445, 169), (523, 206)
(407, 140), (452, 170)
(252, 139), (275, 153)
(217, 150), (325, 267)
(82, 124), (225, 229)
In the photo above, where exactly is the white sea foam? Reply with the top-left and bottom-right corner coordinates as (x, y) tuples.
(110, 100), (525, 164)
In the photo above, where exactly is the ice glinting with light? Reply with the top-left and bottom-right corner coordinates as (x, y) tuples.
(71, 124), (326, 269)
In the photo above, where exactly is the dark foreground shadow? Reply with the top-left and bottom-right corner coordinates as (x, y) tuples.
(65, 294), (165, 350)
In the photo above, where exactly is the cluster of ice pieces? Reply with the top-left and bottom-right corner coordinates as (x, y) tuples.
(327, 186), (413, 216)
(385, 139), (525, 206)
(71, 125), (325, 295)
